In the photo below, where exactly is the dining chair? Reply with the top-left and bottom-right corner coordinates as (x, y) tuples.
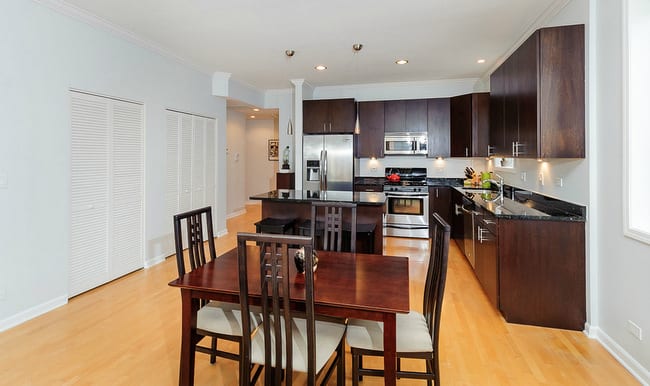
(346, 212), (451, 386)
(311, 201), (357, 253)
(173, 206), (259, 374)
(236, 232), (346, 386)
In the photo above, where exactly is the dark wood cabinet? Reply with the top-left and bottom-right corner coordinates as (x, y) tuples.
(474, 210), (498, 308)
(429, 186), (451, 238)
(384, 99), (428, 133)
(427, 98), (450, 158)
(303, 98), (356, 134)
(276, 172), (295, 190)
(498, 219), (585, 330)
(356, 101), (385, 158)
(489, 24), (585, 158)
(450, 93), (490, 157)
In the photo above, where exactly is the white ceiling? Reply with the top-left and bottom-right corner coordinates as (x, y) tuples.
(60, 0), (565, 92)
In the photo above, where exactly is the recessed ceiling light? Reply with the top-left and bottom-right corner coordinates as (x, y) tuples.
(250, 115), (256, 119)
(477, 59), (486, 64)
(395, 59), (408, 65)
(253, 108), (260, 112)
(315, 65), (327, 71)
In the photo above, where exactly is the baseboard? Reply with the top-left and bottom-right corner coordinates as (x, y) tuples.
(226, 208), (246, 219)
(591, 326), (650, 385)
(216, 228), (228, 237)
(0, 295), (68, 333)
(144, 253), (169, 268)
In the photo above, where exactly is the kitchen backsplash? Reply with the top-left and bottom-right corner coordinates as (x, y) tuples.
(355, 156), (487, 178)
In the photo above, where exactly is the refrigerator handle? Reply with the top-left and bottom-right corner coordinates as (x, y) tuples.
(322, 150), (328, 190)
(319, 150), (324, 190)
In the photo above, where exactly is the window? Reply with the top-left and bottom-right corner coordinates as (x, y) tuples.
(624, 0), (650, 244)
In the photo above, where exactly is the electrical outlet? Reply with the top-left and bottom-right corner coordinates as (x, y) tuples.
(627, 320), (643, 340)
(554, 177), (564, 187)
(520, 172), (527, 182)
(538, 172), (544, 186)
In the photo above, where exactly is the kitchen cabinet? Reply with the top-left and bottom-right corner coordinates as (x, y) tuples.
(450, 93), (490, 157)
(498, 219), (585, 330)
(303, 98), (356, 134)
(489, 24), (585, 158)
(384, 99), (428, 133)
(429, 186), (451, 238)
(450, 189), (468, 256)
(276, 172), (295, 190)
(427, 98), (451, 158)
(356, 101), (385, 158)
(474, 209), (498, 307)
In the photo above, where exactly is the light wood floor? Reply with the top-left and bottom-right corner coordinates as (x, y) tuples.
(0, 204), (639, 385)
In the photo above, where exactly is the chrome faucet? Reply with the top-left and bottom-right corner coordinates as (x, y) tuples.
(483, 172), (504, 204)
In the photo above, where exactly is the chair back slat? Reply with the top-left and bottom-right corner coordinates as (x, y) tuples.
(173, 206), (216, 277)
(237, 233), (316, 385)
(311, 201), (357, 253)
(425, 213), (451, 348)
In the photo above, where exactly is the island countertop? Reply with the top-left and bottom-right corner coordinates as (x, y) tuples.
(250, 190), (386, 206)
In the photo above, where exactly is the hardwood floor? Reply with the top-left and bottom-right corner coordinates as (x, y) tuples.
(0, 204), (639, 385)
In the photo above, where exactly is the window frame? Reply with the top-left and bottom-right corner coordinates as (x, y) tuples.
(622, 0), (650, 245)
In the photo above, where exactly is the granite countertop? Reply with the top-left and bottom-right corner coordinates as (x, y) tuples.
(454, 186), (586, 222)
(250, 190), (386, 206)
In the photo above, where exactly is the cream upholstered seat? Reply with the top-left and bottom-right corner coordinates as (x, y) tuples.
(346, 212), (451, 386)
(197, 301), (260, 338)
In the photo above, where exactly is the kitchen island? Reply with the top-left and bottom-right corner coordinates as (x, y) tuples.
(250, 190), (386, 254)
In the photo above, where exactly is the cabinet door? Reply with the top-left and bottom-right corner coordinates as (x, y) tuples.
(303, 100), (328, 134)
(405, 99), (428, 132)
(516, 31), (539, 158)
(384, 100), (406, 132)
(357, 101), (385, 158)
(538, 24), (585, 158)
(450, 94), (472, 157)
(450, 189), (465, 251)
(471, 93), (490, 157)
(503, 54), (519, 156)
(489, 65), (506, 155)
(475, 216), (498, 307)
(427, 98), (450, 158)
(430, 187), (451, 229)
(328, 98), (356, 134)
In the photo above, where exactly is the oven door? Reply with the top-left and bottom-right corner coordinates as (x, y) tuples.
(383, 192), (429, 238)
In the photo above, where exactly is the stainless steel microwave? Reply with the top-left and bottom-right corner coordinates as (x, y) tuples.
(384, 133), (428, 155)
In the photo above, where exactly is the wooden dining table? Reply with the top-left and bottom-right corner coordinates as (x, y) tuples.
(168, 245), (410, 386)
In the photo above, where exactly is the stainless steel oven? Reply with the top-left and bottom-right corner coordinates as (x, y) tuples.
(383, 168), (429, 239)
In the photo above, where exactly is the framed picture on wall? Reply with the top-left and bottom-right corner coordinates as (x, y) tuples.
(268, 139), (279, 161)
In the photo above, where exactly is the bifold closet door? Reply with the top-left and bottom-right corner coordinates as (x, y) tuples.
(69, 91), (143, 297)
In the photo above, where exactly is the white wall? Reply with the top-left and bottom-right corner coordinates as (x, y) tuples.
(590, 0), (650, 382)
(246, 118), (279, 198)
(226, 110), (247, 217)
(0, 0), (225, 328)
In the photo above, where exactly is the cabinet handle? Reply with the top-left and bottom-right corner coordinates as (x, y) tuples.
(329, 122), (332, 132)
(465, 147), (469, 157)
(436, 189), (439, 198)
(483, 219), (496, 225)
(454, 203), (463, 216)
(323, 123), (327, 132)
(487, 145), (495, 157)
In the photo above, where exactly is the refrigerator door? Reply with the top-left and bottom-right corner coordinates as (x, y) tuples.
(303, 135), (324, 191)
(323, 135), (354, 191)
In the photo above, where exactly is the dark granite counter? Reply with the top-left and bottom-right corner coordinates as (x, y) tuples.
(250, 190), (386, 206)
(454, 186), (586, 222)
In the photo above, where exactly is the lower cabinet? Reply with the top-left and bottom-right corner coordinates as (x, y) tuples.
(474, 209), (498, 307)
(429, 186), (451, 238)
(498, 219), (586, 331)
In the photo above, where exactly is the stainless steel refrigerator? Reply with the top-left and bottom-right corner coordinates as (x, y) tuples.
(303, 135), (354, 191)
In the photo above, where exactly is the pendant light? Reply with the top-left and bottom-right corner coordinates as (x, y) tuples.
(352, 44), (363, 135)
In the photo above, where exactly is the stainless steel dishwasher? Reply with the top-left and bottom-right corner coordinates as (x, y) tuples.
(454, 195), (478, 268)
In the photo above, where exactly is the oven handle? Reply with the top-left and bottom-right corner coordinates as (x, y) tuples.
(385, 192), (429, 198)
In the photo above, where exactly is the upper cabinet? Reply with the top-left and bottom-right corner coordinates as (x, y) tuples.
(356, 101), (385, 158)
(384, 99), (428, 133)
(427, 98), (450, 158)
(303, 98), (356, 134)
(450, 93), (490, 157)
(490, 24), (585, 158)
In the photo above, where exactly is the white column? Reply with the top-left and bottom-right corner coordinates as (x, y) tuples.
(291, 79), (304, 190)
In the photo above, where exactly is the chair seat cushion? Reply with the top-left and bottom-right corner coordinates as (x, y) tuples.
(346, 311), (433, 353)
(197, 301), (261, 337)
(250, 317), (346, 373)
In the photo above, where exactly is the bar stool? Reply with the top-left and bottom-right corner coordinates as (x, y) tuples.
(254, 217), (296, 235)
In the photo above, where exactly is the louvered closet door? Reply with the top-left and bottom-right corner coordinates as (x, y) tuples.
(70, 93), (110, 296)
(110, 100), (144, 277)
(69, 91), (144, 297)
(191, 116), (205, 208)
(164, 111), (180, 231)
(204, 118), (217, 214)
(179, 114), (193, 212)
